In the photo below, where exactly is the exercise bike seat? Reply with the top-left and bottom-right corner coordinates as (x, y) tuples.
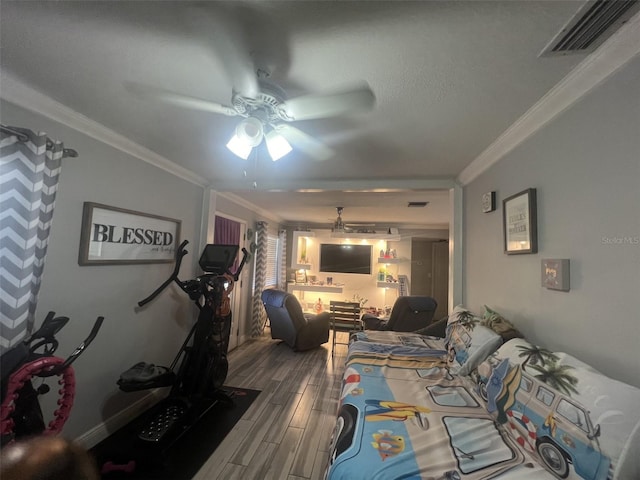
(117, 362), (175, 392)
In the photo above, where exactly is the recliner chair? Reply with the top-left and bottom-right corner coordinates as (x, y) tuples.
(362, 295), (438, 332)
(261, 289), (330, 351)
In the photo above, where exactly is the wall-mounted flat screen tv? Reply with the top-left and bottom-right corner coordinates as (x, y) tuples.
(319, 244), (372, 275)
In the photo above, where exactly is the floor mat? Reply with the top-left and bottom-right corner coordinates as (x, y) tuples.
(91, 387), (261, 480)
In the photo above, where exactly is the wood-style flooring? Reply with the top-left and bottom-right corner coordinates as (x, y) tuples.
(192, 329), (349, 480)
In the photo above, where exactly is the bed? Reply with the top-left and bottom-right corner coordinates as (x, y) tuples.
(325, 306), (640, 480)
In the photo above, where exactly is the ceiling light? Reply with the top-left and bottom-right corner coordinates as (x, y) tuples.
(236, 117), (263, 147)
(408, 201), (429, 207)
(225, 134), (252, 160)
(265, 130), (292, 161)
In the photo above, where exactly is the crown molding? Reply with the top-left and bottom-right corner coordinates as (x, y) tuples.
(458, 10), (640, 186)
(0, 74), (206, 187)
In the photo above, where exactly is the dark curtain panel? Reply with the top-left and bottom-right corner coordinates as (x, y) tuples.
(214, 215), (241, 270)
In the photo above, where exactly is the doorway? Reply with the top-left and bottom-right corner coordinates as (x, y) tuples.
(410, 238), (449, 319)
(214, 214), (246, 351)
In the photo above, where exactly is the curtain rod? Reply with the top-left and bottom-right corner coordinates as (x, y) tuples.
(1, 124), (78, 158)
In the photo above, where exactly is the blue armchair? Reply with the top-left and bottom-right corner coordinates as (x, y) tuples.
(261, 289), (330, 351)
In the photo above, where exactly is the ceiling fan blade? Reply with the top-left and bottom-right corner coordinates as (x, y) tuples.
(125, 82), (239, 117)
(186, 6), (259, 99)
(275, 124), (334, 161)
(281, 83), (376, 121)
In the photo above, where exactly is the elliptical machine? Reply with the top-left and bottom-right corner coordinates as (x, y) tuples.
(117, 240), (248, 445)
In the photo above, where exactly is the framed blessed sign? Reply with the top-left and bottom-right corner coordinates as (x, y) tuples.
(79, 202), (181, 265)
(503, 188), (537, 255)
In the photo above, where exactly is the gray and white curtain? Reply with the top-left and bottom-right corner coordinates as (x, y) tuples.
(250, 221), (268, 337)
(278, 229), (287, 290)
(0, 127), (66, 350)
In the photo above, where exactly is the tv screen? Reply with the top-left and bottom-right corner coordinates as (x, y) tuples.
(319, 244), (372, 275)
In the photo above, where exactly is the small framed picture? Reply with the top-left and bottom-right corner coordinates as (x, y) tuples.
(295, 270), (307, 284)
(503, 188), (537, 254)
(482, 191), (496, 213)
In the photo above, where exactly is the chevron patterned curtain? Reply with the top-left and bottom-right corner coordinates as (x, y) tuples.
(250, 221), (268, 337)
(278, 229), (287, 290)
(1, 127), (65, 350)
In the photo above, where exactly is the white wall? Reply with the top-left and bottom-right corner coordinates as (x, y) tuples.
(463, 58), (640, 387)
(2, 100), (206, 442)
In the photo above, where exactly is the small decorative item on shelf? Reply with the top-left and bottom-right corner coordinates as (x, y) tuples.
(379, 249), (385, 258)
(391, 249), (397, 258)
(327, 276), (333, 285)
(377, 268), (386, 281)
(386, 274), (396, 283)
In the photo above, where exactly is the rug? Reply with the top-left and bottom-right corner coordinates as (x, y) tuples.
(91, 387), (261, 480)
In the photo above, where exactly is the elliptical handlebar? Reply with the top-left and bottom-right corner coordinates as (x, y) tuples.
(138, 242), (249, 308)
(230, 247), (249, 281)
(138, 240), (189, 307)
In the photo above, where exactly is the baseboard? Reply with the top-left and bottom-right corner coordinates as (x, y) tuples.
(74, 389), (166, 449)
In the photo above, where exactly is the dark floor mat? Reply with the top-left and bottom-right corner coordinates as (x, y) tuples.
(90, 387), (261, 480)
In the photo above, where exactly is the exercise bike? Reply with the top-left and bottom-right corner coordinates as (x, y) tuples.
(117, 240), (248, 446)
(0, 312), (104, 446)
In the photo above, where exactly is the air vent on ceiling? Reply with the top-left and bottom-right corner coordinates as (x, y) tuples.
(540, 0), (639, 56)
(407, 201), (429, 207)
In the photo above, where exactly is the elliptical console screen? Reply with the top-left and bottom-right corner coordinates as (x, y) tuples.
(199, 244), (239, 274)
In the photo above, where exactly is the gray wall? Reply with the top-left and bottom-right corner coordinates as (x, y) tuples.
(463, 58), (640, 387)
(2, 100), (206, 440)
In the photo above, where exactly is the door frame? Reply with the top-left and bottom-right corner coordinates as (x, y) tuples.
(213, 212), (247, 352)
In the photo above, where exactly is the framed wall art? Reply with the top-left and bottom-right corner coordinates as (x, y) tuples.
(78, 202), (181, 265)
(482, 191), (496, 213)
(503, 188), (537, 254)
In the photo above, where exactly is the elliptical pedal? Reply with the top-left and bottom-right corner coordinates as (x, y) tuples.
(138, 404), (186, 443)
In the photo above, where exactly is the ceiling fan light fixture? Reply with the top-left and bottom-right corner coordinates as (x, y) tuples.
(236, 116), (264, 147)
(226, 133), (252, 159)
(265, 130), (292, 161)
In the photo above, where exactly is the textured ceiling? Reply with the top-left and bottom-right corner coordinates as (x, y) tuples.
(1, 1), (591, 228)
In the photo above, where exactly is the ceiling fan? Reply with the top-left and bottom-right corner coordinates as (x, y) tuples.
(331, 207), (377, 234)
(125, 6), (376, 162)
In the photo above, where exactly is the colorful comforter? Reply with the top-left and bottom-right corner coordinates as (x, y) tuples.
(325, 331), (640, 480)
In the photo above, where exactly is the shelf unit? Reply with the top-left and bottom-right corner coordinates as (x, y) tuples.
(377, 252), (406, 293)
(287, 283), (344, 294)
(377, 257), (405, 264)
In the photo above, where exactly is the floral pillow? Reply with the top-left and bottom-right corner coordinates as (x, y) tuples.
(445, 305), (503, 376)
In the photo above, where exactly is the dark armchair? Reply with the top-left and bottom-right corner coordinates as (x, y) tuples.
(362, 295), (438, 332)
(261, 289), (330, 351)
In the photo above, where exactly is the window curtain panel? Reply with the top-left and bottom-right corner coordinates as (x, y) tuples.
(0, 128), (65, 350)
(279, 229), (287, 290)
(251, 221), (268, 337)
(214, 215), (241, 270)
